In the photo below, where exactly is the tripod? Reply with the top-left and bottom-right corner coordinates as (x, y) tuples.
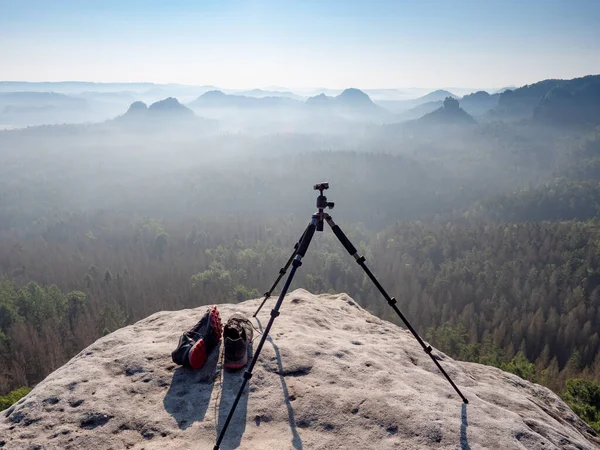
(214, 183), (468, 450)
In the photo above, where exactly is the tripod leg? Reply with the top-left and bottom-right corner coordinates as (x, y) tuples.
(253, 227), (308, 317)
(325, 215), (469, 404)
(214, 216), (318, 450)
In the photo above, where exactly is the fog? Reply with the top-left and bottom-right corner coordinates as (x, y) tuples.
(3, 76), (600, 404)
(3, 0), (600, 425)
(0, 81), (577, 234)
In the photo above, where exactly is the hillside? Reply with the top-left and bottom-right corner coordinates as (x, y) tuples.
(460, 91), (500, 116)
(306, 88), (389, 116)
(2, 290), (598, 449)
(0, 92), (87, 109)
(189, 91), (301, 109)
(396, 101), (441, 121)
(397, 91), (499, 121)
(418, 89), (457, 103)
(493, 75), (600, 124)
(467, 130), (600, 222)
(114, 97), (196, 127)
(415, 97), (477, 126)
(468, 180), (600, 222)
(0, 92), (93, 128)
(234, 89), (303, 100)
(375, 89), (458, 113)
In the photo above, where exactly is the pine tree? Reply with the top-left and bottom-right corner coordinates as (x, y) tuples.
(541, 357), (561, 392)
(564, 350), (583, 380)
(104, 270), (112, 284)
(535, 344), (551, 375)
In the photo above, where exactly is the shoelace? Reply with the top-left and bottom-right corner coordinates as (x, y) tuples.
(186, 330), (203, 339)
(249, 321), (262, 339)
(226, 317), (262, 342)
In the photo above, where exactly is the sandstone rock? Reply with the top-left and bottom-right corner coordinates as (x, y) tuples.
(1, 289), (598, 449)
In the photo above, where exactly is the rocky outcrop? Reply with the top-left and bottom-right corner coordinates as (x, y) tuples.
(416, 97), (477, 125)
(1, 290), (598, 449)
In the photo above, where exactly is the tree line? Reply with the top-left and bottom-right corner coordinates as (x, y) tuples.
(1, 213), (600, 401)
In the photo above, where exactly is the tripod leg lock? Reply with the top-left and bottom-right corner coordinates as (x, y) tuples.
(243, 370), (253, 381)
(279, 268), (286, 274)
(424, 345), (433, 354)
(387, 297), (397, 306)
(270, 309), (280, 318)
(355, 255), (366, 264)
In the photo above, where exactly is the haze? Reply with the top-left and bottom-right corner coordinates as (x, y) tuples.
(2, 0), (600, 439)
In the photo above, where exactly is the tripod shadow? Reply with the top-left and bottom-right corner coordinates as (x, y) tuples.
(217, 345), (251, 449)
(256, 318), (303, 450)
(460, 403), (471, 450)
(163, 342), (221, 430)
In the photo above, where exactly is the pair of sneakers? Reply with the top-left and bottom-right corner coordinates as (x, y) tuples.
(171, 306), (254, 370)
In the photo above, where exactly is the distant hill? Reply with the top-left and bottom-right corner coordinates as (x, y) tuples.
(305, 88), (388, 117)
(125, 101), (149, 115)
(418, 89), (458, 103)
(469, 180), (600, 223)
(375, 89), (458, 113)
(234, 89), (303, 100)
(0, 92), (87, 109)
(492, 75), (600, 124)
(494, 79), (564, 119)
(189, 90), (301, 109)
(191, 87), (390, 118)
(115, 97), (196, 128)
(147, 97), (195, 116)
(397, 91), (498, 122)
(76, 91), (137, 102)
(304, 93), (332, 108)
(335, 88), (375, 107)
(416, 97), (477, 125)
(362, 88), (408, 101)
(396, 101), (442, 121)
(460, 91), (500, 117)
(2, 105), (57, 114)
(493, 86), (517, 94)
(534, 77), (600, 125)
(0, 92), (92, 127)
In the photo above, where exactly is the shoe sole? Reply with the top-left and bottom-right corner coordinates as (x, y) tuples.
(188, 306), (222, 369)
(224, 347), (249, 370)
(223, 359), (248, 370)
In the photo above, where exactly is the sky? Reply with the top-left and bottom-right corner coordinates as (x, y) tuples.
(1, 0), (599, 89)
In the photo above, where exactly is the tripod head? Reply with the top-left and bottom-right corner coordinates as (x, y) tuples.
(314, 182), (334, 231)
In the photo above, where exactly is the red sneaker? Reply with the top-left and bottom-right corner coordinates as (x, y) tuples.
(171, 305), (222, 369)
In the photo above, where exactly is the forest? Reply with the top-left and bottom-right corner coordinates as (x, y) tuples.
(1, 83), (600, 432)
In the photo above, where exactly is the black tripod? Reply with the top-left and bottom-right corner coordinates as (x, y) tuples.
(214, 183), (468, 450)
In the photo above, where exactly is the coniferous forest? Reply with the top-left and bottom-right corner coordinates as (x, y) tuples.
(2, 77), (600, 432)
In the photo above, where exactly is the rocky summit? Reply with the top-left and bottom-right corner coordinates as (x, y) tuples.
(1, 290), (599, 449)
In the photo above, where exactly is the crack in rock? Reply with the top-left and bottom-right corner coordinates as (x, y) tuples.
(80, 413), (113, 430)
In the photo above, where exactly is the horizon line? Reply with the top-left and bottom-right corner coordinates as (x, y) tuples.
(0, 79), (522, 91)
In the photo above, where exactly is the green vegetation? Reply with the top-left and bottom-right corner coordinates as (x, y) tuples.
(496, 74), (600, 124)
(0, 386), (32, 411)
(0, 281), (91, 392)
(1, 83), (600, 430)
(563, 379), (600, 434)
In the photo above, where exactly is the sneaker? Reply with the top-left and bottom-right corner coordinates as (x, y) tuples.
(223, 315), (254, 370)
(171, 305), (223, 369)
